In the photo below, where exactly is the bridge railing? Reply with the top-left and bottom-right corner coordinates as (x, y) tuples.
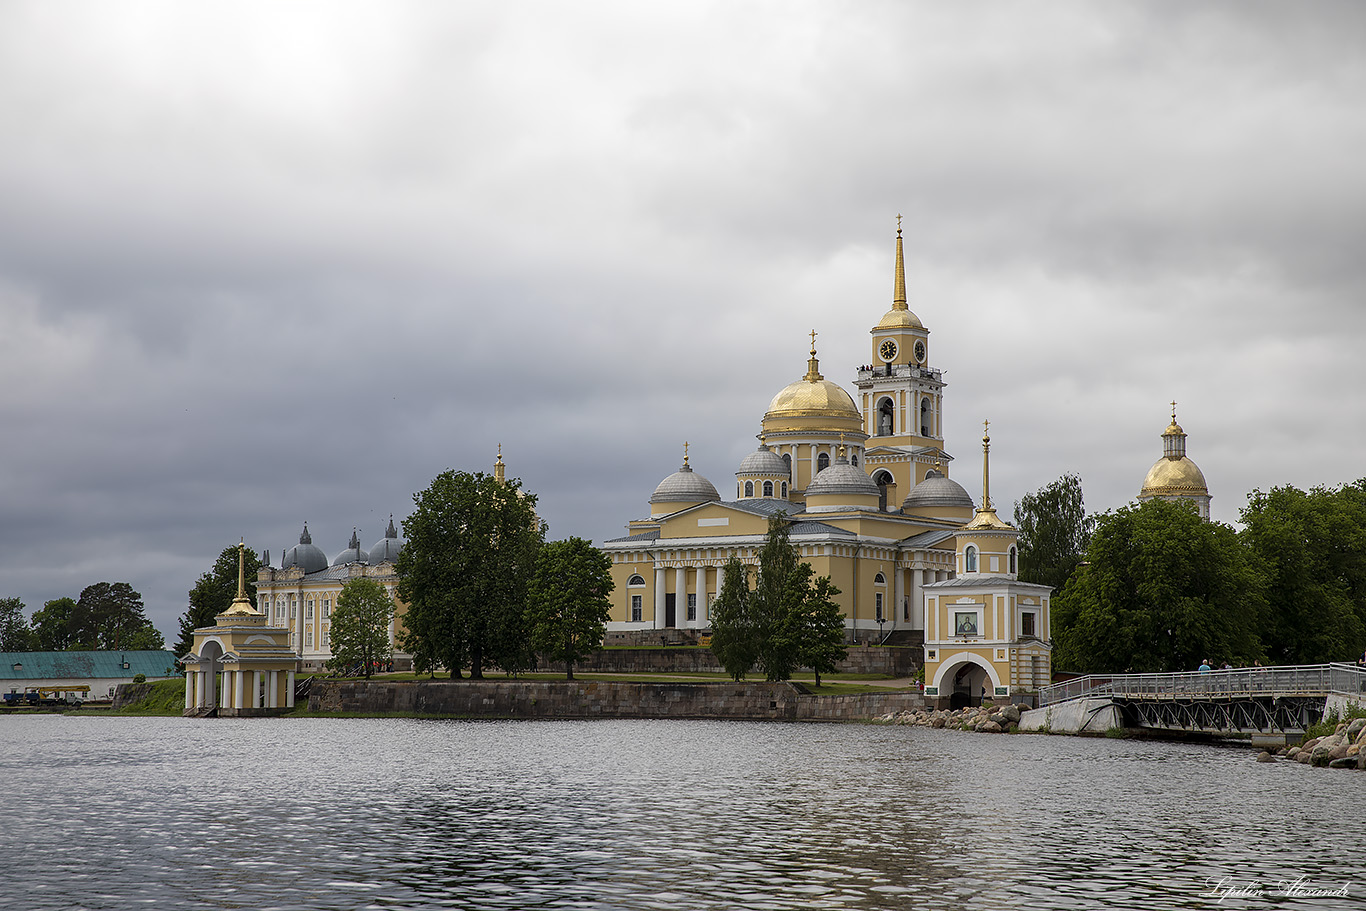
(1040, 663), (1366, 707)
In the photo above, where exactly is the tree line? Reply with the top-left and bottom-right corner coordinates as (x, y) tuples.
(0, 583), (164, 652)
(1015, 474), (1366, 674)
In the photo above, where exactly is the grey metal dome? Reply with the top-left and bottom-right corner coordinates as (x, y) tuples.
(282, 523), (329, 574)
(650, 461), (721, 504)
(806, 454), (879, 500)
(737, 443), (789, 478)
(902, 469), (975, 511)
(332, 528), (370, 566)
(369, 516), (403, 564)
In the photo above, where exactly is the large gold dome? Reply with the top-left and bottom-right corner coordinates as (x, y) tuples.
(762, 355), (863, 434)
(1140, 456), (1208, 497)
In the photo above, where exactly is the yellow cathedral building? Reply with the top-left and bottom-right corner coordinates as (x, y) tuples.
(599, 226), (1053, 706)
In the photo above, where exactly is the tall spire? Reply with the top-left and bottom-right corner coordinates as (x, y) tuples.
(495, 443), (506, 483)
(892, 214), (907, 312)
(964, 419), (1012, 530)
(804, 329), (824, 381)
(221, 538), (261, 616)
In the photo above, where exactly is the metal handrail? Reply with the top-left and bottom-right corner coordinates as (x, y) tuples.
(1040, 663), (1366, 707)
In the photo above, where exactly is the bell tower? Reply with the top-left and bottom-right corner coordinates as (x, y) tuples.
(855, 219), (949, 502)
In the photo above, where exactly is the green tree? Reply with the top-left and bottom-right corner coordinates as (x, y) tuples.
(1014, 473), (1094, 591)
(176, 545), (262, 655)
(1240, 482), (1366, 664)
(527, 537), (614, 680)
(708, 556), (758, 680)
(30, 597), (78, 650)
(397, 469), (545, 679)
(76, 582), (163, 650)
(708, 517), (847, 682)
(0, 597), (32, 651)
(790, 575), (847, 686)
(327, 578), (395, 678)
(1052, 498), (1266, 673)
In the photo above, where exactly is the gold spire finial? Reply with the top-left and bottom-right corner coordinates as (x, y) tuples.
(1171, 401), (1178, 422)
(981, 420), (992, 511)
(803, 330), (824, 382)
(838, 432), (847, 460)
(892, 218), (908, 311)
(683, 440), (690, 466)
(494, 444), (506, 483)
(236, 538), (246, 601)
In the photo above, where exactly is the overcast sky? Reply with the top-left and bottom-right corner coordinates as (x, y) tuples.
(2, 1), (1364, 641)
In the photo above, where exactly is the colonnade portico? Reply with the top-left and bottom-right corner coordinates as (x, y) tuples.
(182, 541), (301, 717)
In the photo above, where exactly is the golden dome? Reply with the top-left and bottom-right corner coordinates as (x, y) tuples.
(762, 333), (863, 435)
(875, 306), (923, 330)
(1140, 456), (1208, 497)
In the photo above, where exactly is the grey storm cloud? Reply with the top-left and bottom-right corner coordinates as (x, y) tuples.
(1, 0), (1364, 637)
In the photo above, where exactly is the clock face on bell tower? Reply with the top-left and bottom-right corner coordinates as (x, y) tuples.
(878, 339), (898, 362)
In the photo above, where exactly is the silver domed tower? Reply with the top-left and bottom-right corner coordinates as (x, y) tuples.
(282, 523), (329, 574)
(368, 515), (404, 564)
(901, 468), (975, 521)
(735, 440), (790, 500)
(332, 528), (369, 566)
(650, 444), (720, 517)
(804, 446), (881, 513)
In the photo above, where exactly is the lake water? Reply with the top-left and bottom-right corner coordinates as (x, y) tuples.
(0, 715), (1360, 910)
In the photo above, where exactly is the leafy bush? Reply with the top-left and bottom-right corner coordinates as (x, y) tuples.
(133, 673), (146, 684)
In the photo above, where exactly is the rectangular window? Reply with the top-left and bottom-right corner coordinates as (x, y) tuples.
(954, 611), (979, 637)
(687, 594), (697, 621)
(322, 626), (329, 649)
(323, 599), (331, 618)
(631, 595), (642, 622)
(875, 593), (884, 622)
(305, 629), (313, 648)
(288, 598), (296, 620)
(306, 600), (314, 620)
(1022, 612), (1036, 638)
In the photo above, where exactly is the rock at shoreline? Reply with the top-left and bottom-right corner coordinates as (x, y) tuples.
(1256, 751), (1274, 763)
(1329, 756), (1358, 770)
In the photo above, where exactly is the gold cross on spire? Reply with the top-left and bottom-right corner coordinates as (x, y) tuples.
(809, 328), (817, 353)
(897, 213), (902, 236)
(683, 440), (689, 466)
(1170, 400), (1178, 421)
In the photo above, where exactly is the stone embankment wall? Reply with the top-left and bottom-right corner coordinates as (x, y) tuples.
(310, 680), (924, 722)
(538, 646), (919, 678)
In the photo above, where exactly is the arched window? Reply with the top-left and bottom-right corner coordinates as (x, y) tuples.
(781, 482), (788, 498)
(874, 470), (893, 512)
(1009, 546), (1017, 575)
(921, 398), (932, 437)
(878, 397), (894, 436)
(965, 545), (978, 573)
(763, 480), (773, 497)
(817, 452), (830, 473)
(874, 572), (886, 585)
(627, 574), (645, 587)
(851, 453), (859, 467)
(782, 453), (792, 475)
(744, 480), (754, 497)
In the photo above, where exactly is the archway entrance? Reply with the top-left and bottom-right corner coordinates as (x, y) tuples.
(944, 659), (991, 710)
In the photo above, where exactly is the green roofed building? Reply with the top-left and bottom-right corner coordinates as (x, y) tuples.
(0, 650), (178, 702)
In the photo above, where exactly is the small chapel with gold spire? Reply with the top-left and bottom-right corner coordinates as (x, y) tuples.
(600, 222), (1052, 705)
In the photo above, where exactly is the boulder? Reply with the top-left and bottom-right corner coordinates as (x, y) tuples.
(1285, 747), (1300, 762)
(1256, 751), (1275, 763)
(1329, 756), (1358, 770)
(1002, 705), (1022, 723)
(979, 720), (1003, 733)
(1346, 718), (1366, 741)
(931, 716), (946, 728)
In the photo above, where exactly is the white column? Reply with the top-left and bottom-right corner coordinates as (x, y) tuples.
(184, 670), (194, 710)
(894, 567), (905, 625)
(252, 671), (263, 708)
(912, 568), (924, 632)
(674, 566), (687, 629)
(233, 670), (244, 709)
(698, 566), (710, 625)
(268, 670), (278, 708)
(286, 670), (296, 708)
(654, 565), (666, 629)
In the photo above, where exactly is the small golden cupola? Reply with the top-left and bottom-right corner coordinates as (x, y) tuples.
(957, 421), (1020, 577)
(1138, 403), (1211, 520)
